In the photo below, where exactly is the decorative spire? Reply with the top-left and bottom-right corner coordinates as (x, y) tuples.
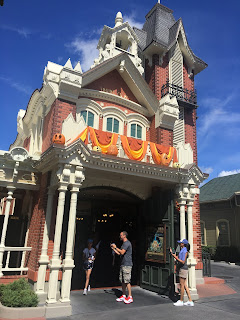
(74, 61), (82, 73)
(115, 11), (123, 27)
(64, 58), (73, 69)
(158, 0), (161, 3)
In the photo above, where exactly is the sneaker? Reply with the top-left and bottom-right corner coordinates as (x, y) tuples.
(88, 285), (91, 292)
(116, 295), (126, 302)
(184, 300), (194, 307)
(124, 296), (133, 304)
(174, 300), (183, 306)
(83, 288), (87, 295)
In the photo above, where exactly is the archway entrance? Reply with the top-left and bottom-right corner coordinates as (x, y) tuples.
(71, 187), (143, 290)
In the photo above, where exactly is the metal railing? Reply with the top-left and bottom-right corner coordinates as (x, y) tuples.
(202, 251), (211, 277)
(161, 81), (197, 105)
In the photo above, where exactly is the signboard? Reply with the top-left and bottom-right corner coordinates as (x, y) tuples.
(145, 224), (166, 263)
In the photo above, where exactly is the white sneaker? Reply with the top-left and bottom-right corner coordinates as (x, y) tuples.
(83, 288), (87, 295)
(174, 300), (184, 306)
(88, 285), (91, 292)
(116, 295), (126, 302)
(184, 300), (194, 307)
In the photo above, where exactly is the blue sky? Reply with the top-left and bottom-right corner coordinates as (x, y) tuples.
(1, 0), (240, 182)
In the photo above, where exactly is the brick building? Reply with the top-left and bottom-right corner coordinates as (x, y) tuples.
(0, 3), (208, 316)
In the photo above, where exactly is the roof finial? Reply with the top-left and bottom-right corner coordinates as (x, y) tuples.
(158, 0), (161, 3)
(115, 11), (123, 27)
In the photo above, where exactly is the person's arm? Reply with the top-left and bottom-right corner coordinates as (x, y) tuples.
(111, 244), (126, 256)
(170, 248), (188, 264)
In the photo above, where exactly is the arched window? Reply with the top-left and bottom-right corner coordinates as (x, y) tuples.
(106, 117), (119, 133)
(216, 219), (230, 246)
(200, 221), (206, 245)
(81, 110), (94, 127)
(130, 123), (142, 139)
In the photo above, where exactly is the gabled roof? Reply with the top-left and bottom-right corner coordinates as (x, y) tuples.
(200, 173), (240, 203)
(133, 3), (207, 74)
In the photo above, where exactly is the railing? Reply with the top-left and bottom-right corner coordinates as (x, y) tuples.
(1, 246), (32, 274)
(202, 251), (211, 277)
(161, 81), (197, 105)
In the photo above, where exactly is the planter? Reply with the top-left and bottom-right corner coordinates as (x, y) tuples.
(0, 302), (45, 319)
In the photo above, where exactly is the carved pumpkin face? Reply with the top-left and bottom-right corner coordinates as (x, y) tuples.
(161, 153), (169, 166)
(107, 144), (118, 156)
(173, 162), (180, 169)
(93, 146), (102, 152)
(53, 134), (65, 145)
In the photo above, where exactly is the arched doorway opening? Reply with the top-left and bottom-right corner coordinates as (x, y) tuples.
(71, 187), (143, 290)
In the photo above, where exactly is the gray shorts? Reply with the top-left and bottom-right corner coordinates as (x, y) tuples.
(119, 266), (132, 284)
(178, 268), (188, 279)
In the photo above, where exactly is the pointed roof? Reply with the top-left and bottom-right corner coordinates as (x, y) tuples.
(200, 173), (240, 203)
(133, 3), (207, 74)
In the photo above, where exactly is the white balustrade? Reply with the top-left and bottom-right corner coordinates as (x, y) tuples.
(1, 246), (31, 273)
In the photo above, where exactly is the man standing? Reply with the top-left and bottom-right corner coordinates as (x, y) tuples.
(111, 231), (133, 304)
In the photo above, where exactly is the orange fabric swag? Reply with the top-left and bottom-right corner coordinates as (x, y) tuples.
(121, 136), (148, 161)
(150, 143), (178, 165)
(89, 127), (118, 153)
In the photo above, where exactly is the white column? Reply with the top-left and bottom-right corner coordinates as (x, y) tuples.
(36, 187), (55, 294)
(179, 200), (186, 240)
(0, 187), (15, 277)
(46, 185), (67, 304)
(60, 186), (79, 302)
(187, 199), (198, 299)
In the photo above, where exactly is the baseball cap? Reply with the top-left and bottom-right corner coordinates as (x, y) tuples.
(87, 239), (93, 243)
(177, 239), (188, 245)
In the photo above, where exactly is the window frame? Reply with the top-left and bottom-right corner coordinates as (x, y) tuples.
(200, 220), (207, 246)
(216, 219), (231, 247)
(130, 123), (143, 139)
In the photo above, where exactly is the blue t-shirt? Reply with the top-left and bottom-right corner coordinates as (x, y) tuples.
(178, 247), (188, 270)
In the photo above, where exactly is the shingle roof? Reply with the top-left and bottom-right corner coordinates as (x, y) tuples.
(132, 3), (207, 70)
(200, 173), (240, 203)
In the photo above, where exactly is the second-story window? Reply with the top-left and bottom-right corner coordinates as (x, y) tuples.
(106, 117), (119, 133)
(131, 123), (142, 139)
(81, 110), (94, 127)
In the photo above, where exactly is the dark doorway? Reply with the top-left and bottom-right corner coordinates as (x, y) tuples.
(71, 187), (142, 290)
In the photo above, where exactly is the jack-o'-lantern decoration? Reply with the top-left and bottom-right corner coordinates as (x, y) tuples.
(107, 144), (118, 156)
(52, 134), (65, 145)
(93, 146), (102, 152)
(161, 153), (169, 166)
(173, 162), (180, 169)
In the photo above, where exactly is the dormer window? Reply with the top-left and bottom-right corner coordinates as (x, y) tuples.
(106, 117), (119, 133)
(81, 110), (94, 127)
(130, 123), (142, 139)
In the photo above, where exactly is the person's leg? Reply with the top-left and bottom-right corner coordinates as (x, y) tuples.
(126, 283), (132, 297)
(84, 269), (92, 289)
(184, 279), (192, 301)
(122, 282), (127, 296)
(180, 277), (185, 301)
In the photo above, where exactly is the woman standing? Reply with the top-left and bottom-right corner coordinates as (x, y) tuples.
(170, 239), (194, 306)
(82, 239), (96, 295)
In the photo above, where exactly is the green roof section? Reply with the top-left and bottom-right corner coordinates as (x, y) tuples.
(200, 173), (240, 203)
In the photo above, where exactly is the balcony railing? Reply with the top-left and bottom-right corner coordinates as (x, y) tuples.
(1, 246), (32, 275)
(161, 81), (197, 105)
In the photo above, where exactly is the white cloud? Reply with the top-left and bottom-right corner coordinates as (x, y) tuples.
(0, 76), (33, 95)
(123, 13), (144, 29)
(1, 25), (32, 38)
(66, 38), (99, 72)
(200, 166), (213, 174)
(218, 169), (240, 177)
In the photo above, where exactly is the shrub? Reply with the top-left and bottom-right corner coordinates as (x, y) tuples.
(213, 246), (240, 263)
(202, 245), (216, 257)
(0, 278), (39, 308)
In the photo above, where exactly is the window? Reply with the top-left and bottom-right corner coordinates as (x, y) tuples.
(106, 117), (119, 133)
(216, 220), (230, 246)
(81, 110), (94, 127)
(200, 221), (206, 245)
(130, 124), (142, 139)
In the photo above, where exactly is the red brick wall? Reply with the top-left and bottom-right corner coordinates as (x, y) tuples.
(184, 109), (197, 165)
(42, 99), (76, 153)
(193, 195), (202, 270)
(23, 137), (30, 151)
(149, 116), (157, 143)
(157, 128), (173, 146)
(84, 70), (139, 103)
(183, 61), (194, 92)
(26, 173), (49, 282)
(145, 53), (169, 100)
